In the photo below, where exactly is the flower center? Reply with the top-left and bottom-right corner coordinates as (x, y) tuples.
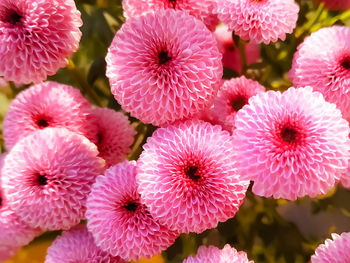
(37, 119), (49, 128)
(0, 196), (2, 208)
(97, 132), (103, 145)
(5, 11), (22, 25)
(341, 59), (350, 70)
(232, 96), (246, 112)
(168, 0), (177, 8)
(37, 173), (48, 186)
(158, 51), (172, 66)
(185, 166), (200, 182)
(124, 201), (138, 212)
(280, 127), (297, 143)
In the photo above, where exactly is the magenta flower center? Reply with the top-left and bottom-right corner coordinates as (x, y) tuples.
(341, 59), (350, 70)
(231, 96), (246, 112)
(168, 0), (177, 8)
(280, 127), (297, 143)
(185, 166), (201, 182)
(158, 51), (172, 65)
(124, 201), (139, 212)
(37, 173), (48, 186)
(37, 119), (49, 128)
(5, 10), (22, 25)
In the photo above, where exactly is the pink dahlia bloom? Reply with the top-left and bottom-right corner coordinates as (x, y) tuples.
(215, 0), (299, 44)
(106, 9), (223, 126)
(122, 0), (218, 31)
(86, 161), (178, 261)
(45, 226), (125, 263)
(137, 120), (249, 233)
(289, 26), (350, 122)
(215, 24), (260, 73)
(0, 0), (82, 84)
(3, 81), (95, 150)
(2, 128), (105, 231)
(317, 0), (350, 10)
(0, 154), (41, 251)
(233, 87), (350, 200)
(89, 107), (136, 168)
(311, 232), (350, 262)
(183, 244), (253, 263)
(212, 76), (265, 132)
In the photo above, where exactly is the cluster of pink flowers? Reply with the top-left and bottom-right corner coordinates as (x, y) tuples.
(1, 0), (350, 262)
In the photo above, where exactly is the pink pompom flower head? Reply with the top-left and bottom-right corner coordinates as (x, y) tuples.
(89, 107), (136, 168)
(289, 26), (350, 122)
(317, 0), (350, 10)
(137, 120), (249, 234)
(86, 161), (178, 261)
(2, 128), (105, 231)
(0, 154), (41, 256)
(122, 0), (218, 31)
(311, 232), (350, 262)
(212, 76), (265, 132)
(106, 9), (223, 126)
(233, 87), (350, 200)
(45, 226), (126, 263)
(183, 244), (253, 263)
(214, 24), (260, 73)
(0, 0), (82, 84)
(3, 81), (96, 150)
(215, 0), (299, 44)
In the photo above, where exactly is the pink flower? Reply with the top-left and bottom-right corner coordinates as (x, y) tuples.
(0, 0), (82, 84)
(233, 87), (350, 200)
(183, 244), (253, 263)
(215, 0), (299, 44)
(214, 24), (260, 73)
(311, 232), (350, 262)
(317, 0), (350, 10)
(86, 161), (178, 261)
(0, 154), (41, 250)
(45, 226), (126, 263)
(2, 128), (105, 231)
(137, 120), (249, 233)
(3, 81), (96, 150)
(89, 107), (136, 167)
(106, 9), (223, 126)
(122, 0), (218, 31)
(212, 76), (265, 132)
(289, 26), (350, 122)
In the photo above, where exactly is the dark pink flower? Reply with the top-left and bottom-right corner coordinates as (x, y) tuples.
(137, 120), (249, 233)
(89, 107), (136, 167)
(106, 9), (223, 126)
(122, 0), (218, 31)
(289, 26), (350, 122)
(183, 244), (253, 263)
(86, 161), (178, 261)
(317, 0), (350, 10)
(0, 0), (82, 84)
(215, 0), (299, 44)
(311, 232), (350, 262)
(2, 128), (105, 231)
(233, 87), (350, 200)
(3, 81), (95, 150)
(45, 226), (126, 263)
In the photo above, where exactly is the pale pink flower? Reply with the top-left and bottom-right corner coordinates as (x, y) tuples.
(215, 0), (299, 44)
(3, 81), (95, 150)
(137, 120), (249, 233)
(311, 232), (350, 262)
(233, 87), (350, 200)
(122, 0), (218, 31)
(106, 9), (223, 126)
(0, 0), (82, 84)
(87, 161), (178, 261)
(289, 26), (350, 122)
(183, 244), (253, 263)
(214, 24), (260, 73)
(45, 226), (126, 263)
(212, 76), (265, 132)
(89, 107), (136, 167)
(317, 0), (350, 10)
(2, 128), (105, 231)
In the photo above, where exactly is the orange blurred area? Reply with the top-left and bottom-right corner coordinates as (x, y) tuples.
(4, 240), (164, 263)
